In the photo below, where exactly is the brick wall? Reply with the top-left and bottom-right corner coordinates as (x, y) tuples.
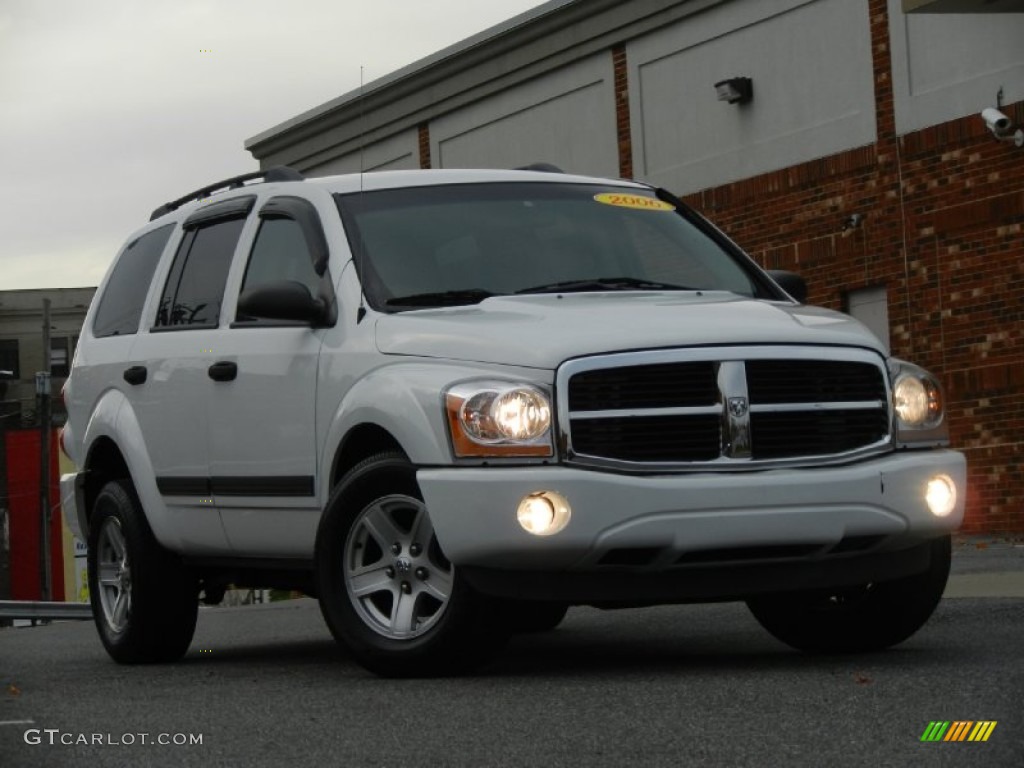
(410, 1), (1021, 532)
(679, 0), (1024, 533)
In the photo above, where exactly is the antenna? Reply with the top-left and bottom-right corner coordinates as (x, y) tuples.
(356, 65), (367, 322)
(359, 65), (365, 188)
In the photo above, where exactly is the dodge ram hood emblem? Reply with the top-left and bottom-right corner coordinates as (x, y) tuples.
(728, 397), (749, 418)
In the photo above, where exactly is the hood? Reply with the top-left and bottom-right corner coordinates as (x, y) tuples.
(374, 292), (886, 369)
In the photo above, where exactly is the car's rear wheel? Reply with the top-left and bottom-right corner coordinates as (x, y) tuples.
(88, 479), (198, 663)
(316, 453), (507, 677)
(746, 535), (951, 653)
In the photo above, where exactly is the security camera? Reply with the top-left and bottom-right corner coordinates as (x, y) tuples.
(980, 108), (1024, 148)
(981, 107), (1013, 137)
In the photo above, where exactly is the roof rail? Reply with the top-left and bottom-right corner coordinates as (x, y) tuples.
(149, 166), (304, 221)
(514, 162), (564, 173)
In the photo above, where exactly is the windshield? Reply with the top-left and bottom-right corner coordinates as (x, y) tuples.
(334, 182), (775, 311)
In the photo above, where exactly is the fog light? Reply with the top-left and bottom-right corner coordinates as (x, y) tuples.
(925, 475), (956, 517)
(516, 491), (571, 536)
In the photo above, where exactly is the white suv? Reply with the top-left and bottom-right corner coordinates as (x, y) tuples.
(61, 166), (965, 676)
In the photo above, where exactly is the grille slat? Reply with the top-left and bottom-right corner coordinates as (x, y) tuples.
(568, 362), (718, 411)
(750, 411), (890, 459)
(570, 415), (721, 462)
(564, 352), (890, 466)
(747, 360), (886, 404)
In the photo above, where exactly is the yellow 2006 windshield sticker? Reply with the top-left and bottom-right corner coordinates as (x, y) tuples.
(594, 193), (674, 211)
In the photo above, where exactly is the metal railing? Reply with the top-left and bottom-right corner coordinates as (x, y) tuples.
(0, 600), (92, 621)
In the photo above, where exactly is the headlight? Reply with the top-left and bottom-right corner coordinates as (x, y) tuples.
(888, 359), (948, 446)
(446, 381), (553, 458)
(893, 373), (941, 426)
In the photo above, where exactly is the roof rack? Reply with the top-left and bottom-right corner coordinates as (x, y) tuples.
(514, 162), (564, 173)
(149, 166), (304, 221)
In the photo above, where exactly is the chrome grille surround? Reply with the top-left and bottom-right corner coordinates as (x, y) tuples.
(557, 346), (893, 471)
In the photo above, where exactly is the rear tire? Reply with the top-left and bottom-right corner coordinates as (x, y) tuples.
(746, 535), (951, 653)
(87, 479), (198, 663)
(316, 453), (507, 677)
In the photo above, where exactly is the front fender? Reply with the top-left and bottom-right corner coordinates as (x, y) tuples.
(320, 364), (454, 494)
(318, 361), (554, 505)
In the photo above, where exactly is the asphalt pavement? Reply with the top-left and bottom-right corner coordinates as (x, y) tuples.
(0, 533), (1021, 768)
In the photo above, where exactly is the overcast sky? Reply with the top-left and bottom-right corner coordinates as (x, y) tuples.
(0, 0), (550, 291)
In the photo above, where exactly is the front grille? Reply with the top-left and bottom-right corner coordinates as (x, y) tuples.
(561, 348), (891, 468)
(570, 414), (721, 462)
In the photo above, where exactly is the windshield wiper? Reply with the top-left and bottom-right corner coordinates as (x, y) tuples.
(385, 289), (501, 307)
(515, 276), (694, 295)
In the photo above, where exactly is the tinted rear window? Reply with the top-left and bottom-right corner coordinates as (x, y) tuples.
(93, 224), (174, 337)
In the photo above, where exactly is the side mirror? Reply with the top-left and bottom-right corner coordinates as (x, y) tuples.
(237, 281), (326, 325)
(767, 270), (808, 304)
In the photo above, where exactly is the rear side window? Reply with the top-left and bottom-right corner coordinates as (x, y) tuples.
(92, 224), (174, 337)
(155, 218), (246, 329)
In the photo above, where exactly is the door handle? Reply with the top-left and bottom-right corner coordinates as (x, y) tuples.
(208, 361), (238, 382)
(123, 366), (147, 385)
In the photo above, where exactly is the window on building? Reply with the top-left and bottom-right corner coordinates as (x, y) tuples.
(50, 337), (69, 378)
(846, 285), (890, 351)
(93, 223), (174, 338)
(0, 339), (19, 379)
(156, 217), (246, 329)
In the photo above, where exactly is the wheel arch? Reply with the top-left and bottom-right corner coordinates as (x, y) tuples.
(329, 424), (407, 489)
(319, 365), (460, 499)
(79, 389), (180, 550)
(82, 436), (131, 537)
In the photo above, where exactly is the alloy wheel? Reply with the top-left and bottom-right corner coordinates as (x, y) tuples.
(344, 494), (453, 640)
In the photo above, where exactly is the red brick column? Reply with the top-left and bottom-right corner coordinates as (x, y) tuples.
(612, 44), (633, 180)
(418, 122), (432, 169)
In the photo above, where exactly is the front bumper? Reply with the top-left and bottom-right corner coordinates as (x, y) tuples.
(417, 449), (965, 576)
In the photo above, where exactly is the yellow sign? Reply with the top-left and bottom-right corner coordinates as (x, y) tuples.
(594, 193), (674, 211)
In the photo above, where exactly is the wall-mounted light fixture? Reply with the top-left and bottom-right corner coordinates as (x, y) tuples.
(841, 213), (865, 238)
(714, 77), (753, 105)
(842, 213), (865, 231)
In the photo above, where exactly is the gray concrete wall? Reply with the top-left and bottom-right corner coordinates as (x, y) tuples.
(430, 53), (618, 176)
(248, 0), (1024, 190)
(888, 0), (1024, 134)
(305, 128), (419, 176)
(628, 0), (876, 195)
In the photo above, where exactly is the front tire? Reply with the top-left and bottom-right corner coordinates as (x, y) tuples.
(746, 535), (951, 653)
(316, 453), (507, 677)
(87, 479), (198, 663)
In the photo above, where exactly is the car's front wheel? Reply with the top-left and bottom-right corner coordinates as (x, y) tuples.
(316, 453), (507, 677)
(746, 535), (951, 653)
(87, 479), (198, 663)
